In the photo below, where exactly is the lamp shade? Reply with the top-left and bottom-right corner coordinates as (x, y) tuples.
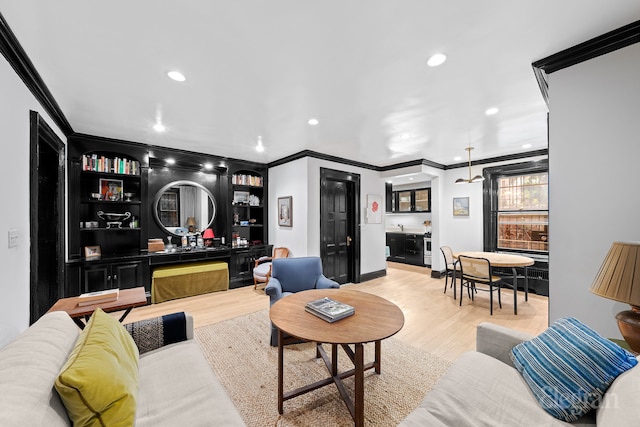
(590, 241), (640, 307)
(202, 229), (214, 239)
(186, 216), (197, 227)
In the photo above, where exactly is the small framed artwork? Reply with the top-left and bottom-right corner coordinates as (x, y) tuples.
(233, 191), (250, 205)
(278, 196), (292, 227)
(99, 178), (123, 201)
(84, 245), (101, 259)
(453, 197), (470, 216)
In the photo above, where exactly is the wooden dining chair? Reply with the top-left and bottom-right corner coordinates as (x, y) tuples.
(440, 246), (460, 299)
(458, 255), (504, 315)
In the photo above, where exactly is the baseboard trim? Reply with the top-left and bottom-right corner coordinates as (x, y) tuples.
(359, 269), (387, 283)
(431, 270), (445, 279)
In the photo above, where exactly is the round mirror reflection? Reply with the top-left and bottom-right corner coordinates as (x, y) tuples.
(153, 180), (216, 236)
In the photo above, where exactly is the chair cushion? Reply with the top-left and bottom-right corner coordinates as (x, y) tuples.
(253, 262), (272, 278)
(510, 317), (637, 422)
(55, 308), (139, 426)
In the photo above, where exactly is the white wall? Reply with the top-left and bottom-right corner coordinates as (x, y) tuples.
(0, 56), (67, 330)
(269, 157), (387, 275)
(267, 157), (309, 257)
(549, 42), (640, 338)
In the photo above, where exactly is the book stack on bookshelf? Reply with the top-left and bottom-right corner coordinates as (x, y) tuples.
(305, 297), (355, 323)
(81, 154), (140, 175)
(231, 174), (263, 187)
(77, 289), (120, 307)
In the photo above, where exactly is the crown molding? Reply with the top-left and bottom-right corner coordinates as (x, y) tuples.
(532, 19), (640, 107)
(0, 12), (73, 136)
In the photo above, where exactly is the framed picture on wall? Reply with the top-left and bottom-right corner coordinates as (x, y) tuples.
(99, 178), (123, 201)
(453, 197), (469, 216)
(84, 245), (101, 259)
(278, 196), (292, 227)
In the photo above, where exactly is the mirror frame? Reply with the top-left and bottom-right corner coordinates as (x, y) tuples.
(153, 180), (217, 236)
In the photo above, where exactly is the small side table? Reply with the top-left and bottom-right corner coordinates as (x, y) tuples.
(47, 287), (147, 329)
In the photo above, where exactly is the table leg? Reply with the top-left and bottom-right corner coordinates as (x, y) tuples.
(72, 317), (86, 329)
(524, 266), (529, 301)
(374, 340), (381, 374)
(118, 307), (133, 323)
(332, 344), (338, 377)
(278, 328), (284, 414)
(354, 343), (364, 427)
(511, 267), (518, 315)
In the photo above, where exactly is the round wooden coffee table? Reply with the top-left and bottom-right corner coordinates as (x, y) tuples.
(270, 288), (404, 427)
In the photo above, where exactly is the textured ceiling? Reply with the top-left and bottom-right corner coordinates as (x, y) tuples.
(2, 1), (640, 169)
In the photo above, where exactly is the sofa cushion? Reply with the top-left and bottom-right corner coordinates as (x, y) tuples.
(55, 308), (139, 427)
(510, 317), (637, 422)
(136, 340), (245, 426)
(400, 351), (578, 426)
(0, 312), (78, 426)
(597, 357), (640, 425)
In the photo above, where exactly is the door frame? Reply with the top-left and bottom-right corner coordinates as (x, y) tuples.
(30, 110), (65, 324)
(319, 167), (360, 283)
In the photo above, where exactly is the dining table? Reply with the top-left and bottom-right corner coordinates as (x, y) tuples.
(453, 251), (534, 315)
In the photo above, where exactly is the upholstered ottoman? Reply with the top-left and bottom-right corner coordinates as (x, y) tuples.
(152, 261), (229, 303)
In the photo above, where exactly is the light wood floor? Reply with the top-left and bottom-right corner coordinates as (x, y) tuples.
(124, 262), (549, 363)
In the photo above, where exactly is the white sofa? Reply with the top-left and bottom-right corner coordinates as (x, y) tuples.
(0, 311), (245, 426)
(400, 322), (640, 426)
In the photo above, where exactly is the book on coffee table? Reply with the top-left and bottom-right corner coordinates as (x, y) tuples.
(305, 297), (354, 323)
(77, 289), (119, 306)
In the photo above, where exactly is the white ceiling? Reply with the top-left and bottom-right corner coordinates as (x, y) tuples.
(2, 1), (640, 168)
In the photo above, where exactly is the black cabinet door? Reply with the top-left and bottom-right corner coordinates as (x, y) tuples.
(405, 234), (424, 266)
(385, 183), (393, 212)
(112, 261), (143, 289)
(386, 233), (406, 262)
(82, 261), (143, 293)
(83, 263), (111, 293)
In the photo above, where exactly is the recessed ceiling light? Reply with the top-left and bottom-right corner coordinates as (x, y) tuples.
(167, 71), (186, 82)
(153, 123), (166, 132)
(166, 158), (175, 165)
(256, 136), (265, 152)
(485, 107), (499, 116)
(427, 53), (447, 67)
(308, 118), (319, 126)
(204, 162), (213, 170)
(409, 177), (414, 181)
(522, 143), (532, 149)
(454, 156), (462, 161)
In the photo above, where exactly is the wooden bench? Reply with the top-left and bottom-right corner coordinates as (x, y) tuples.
(152, 261), (229, 303)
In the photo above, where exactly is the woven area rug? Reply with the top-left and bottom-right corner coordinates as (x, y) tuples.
(195, 309), (451, 426)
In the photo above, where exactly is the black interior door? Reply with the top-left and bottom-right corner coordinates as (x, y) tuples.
(30, 111), (65, 324)
(320, 168), (360, 284)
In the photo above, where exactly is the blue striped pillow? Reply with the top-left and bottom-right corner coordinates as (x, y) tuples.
(510, 317), (638, 422)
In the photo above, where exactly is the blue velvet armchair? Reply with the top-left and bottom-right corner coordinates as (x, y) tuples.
(265, 256), (340, 346)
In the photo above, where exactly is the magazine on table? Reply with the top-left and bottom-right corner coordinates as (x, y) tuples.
(77, 288), (119, 306)
(305, 297), (354, 323)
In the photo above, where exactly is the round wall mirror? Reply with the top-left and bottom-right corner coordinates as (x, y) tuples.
(153, 180), (216, 236)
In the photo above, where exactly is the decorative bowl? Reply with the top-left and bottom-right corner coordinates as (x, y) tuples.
(97, 211), (131, 221)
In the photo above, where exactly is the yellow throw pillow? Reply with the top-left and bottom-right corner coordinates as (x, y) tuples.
(55, 308), (139, 427)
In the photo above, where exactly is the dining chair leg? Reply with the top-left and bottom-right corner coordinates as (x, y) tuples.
(443, 270), (449, 293)
(490, 287), (493, 315)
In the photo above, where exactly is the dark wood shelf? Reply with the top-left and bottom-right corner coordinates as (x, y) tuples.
(80, 228), (142, 232)
(83, 200), (142, 205)
(80, 170), (140, 178)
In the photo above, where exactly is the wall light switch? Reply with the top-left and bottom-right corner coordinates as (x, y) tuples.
(8, 229), (18, 248)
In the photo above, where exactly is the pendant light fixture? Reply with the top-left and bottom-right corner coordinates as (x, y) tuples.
(455, 146), (484, 184)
